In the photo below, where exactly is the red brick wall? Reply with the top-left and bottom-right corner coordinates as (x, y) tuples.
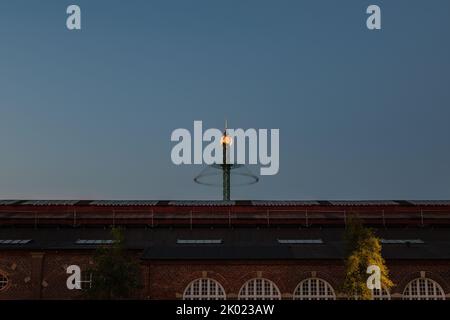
(0, 251), (34, 299)
(1, 251), (450, 300)
(145, 260), (450, 299)
(0, 251), (92, 299)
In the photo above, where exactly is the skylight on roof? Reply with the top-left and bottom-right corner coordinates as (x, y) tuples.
(169, 201), (235, 206)
(21, 200), (79, 206)
(0, 239), (32, 244)
(177, 239), (223, 244)
(277, 239), (323, 244)
(90, 200), (159, 206)
(75, 239), (115, 245)
(381, 239), (424, 244)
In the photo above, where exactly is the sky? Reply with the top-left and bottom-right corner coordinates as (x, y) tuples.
(0, 0), (450, 200)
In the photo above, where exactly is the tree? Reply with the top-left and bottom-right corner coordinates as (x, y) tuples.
(342, 216), (393, 300)
(86, 228), (142, 299)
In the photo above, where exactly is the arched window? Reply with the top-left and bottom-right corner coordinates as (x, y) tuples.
(238, 278), (281, 300)
(403, 278), (445, 300)
(183, 278), (226, 300)
(0, 272), (9, 291)
(293, 278), (336, 300)
(372, 287), (391, 300)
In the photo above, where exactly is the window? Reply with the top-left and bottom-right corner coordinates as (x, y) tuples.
(0, 272), (9, 291)
(177, 239), (222, 244)
(403, 278), (445, 300)
(293, 278), (336, 300)
(381, 239), (424, 244)
(238, 278), (281, 300)
(183, 278), (226, 300)
(372, 287), (391, 300)
(75, 240), (115, 245)
(278, 239), (323, 244)
(0, 239), (32, 245)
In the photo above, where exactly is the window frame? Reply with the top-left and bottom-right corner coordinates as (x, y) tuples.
(0, 271), (9, 292)
(371, 286), (391, 300)
(293, 277), (336, 300)
(183, 278), (226, 300)
(238, 278), (281, 300)
(403, 277), (445, 300)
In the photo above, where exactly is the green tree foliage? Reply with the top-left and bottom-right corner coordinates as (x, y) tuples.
(86, 228), (142, 299)
(342, 216), (394, 300)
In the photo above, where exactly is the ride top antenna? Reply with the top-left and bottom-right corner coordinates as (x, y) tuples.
(194, 120), (259, 201)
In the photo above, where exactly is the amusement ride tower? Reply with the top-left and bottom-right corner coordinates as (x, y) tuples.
(194, 121), (259, 200)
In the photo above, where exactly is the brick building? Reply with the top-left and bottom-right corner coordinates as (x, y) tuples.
(0, 200), (449, 300)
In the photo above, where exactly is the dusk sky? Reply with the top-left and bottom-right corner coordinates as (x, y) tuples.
(1, 0), (449, 200)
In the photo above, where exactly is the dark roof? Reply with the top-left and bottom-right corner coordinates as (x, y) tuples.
(1, 227), (450, 260)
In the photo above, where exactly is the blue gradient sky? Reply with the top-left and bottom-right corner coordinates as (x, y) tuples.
(1, 0), (449, 200)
